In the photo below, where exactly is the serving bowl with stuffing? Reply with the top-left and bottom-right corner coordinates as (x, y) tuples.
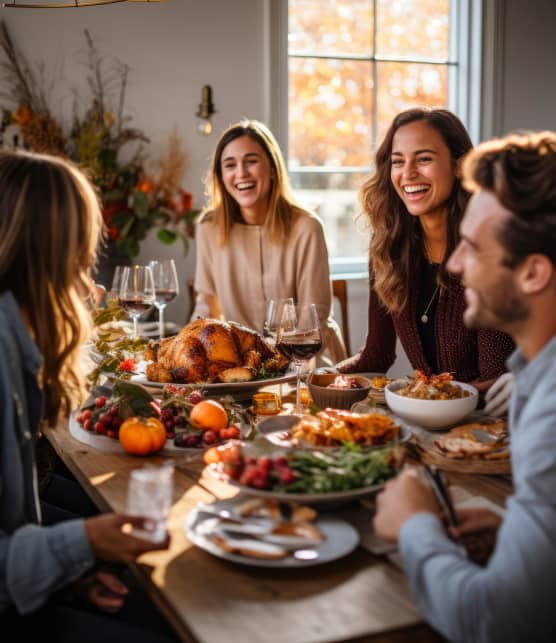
(307, 372), (372, 410)
(384, 371), (478, 429)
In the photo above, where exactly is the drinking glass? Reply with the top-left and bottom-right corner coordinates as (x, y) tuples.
(106, 265), (127, 307)
(150, 259), (179, 338)
(118, 265), (156, 338)
(276, 302), (322, 414)
(127, 462), (174, 543)
(263, 297), (294, 347)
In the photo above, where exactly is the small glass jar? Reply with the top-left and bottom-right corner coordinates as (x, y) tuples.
(252, 392), (281, 415)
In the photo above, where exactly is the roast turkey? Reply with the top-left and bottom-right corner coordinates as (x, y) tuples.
(143, 318), (288, 384)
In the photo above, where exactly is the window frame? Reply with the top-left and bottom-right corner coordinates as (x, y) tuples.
(265, 0), (485, 276)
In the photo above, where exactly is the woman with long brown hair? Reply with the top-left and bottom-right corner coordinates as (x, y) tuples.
(191, 119), (346, 364)
(338, 108), (514, 398)
(0, 151), (176, 641)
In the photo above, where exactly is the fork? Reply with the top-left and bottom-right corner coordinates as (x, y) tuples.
(422, 464), (458, 527)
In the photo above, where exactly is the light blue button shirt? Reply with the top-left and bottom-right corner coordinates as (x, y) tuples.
(398, 335), (556, 643)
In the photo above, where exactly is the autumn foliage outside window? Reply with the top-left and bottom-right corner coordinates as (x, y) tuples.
(0, 22), (198, 259)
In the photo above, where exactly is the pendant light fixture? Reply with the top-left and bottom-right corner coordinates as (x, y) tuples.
(3, 0), (166, 8)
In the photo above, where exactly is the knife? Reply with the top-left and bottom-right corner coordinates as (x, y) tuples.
(469, 428), (508, 445)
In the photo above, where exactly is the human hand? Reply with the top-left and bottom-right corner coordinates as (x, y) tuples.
(484, 372), (514, 417)
(76, 569), (129, 614)
(84, 513), (170, 564)
(373, 468), (440, 543)
(449, 507), (502, 565)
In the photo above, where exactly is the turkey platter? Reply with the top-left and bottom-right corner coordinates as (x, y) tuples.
(144, 318), (289, 384)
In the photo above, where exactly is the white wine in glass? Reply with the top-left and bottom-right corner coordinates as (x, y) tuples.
(118, 265), (156, 338)
(276, 302), (322, 414)
(150, 259), (179, 338)
(106, 265), (127, 307)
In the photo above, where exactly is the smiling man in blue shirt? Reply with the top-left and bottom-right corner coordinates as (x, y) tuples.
(373, 130), (556, 643)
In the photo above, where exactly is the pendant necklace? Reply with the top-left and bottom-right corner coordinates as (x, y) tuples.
(420, 284), (440, 324)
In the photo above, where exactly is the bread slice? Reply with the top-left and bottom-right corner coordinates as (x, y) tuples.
(434, 419), (509, 460)
(211, 533), (288, 559)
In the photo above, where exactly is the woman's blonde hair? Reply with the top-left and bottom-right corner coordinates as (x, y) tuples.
(0, 150), (103, 425)
(201, 119), (302, 245)
(362, 107), (472, 313)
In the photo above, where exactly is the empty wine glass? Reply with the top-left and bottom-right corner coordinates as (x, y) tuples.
(263, 297), (294, 347)
(118, 265), (156, 338)
(106, 265), (127, 307)
(276, 302), (322, 414)
(150, 259), (179, 338)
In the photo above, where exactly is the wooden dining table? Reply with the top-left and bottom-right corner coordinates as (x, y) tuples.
(42, 415), (512, 643)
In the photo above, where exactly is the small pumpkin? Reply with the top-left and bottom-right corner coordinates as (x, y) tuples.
(119, 416), (167, 456)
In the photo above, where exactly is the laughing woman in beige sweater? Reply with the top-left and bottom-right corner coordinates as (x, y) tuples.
(191, 119), (346, 365)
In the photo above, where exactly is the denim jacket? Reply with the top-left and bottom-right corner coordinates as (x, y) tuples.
(0, 291), (94, 615)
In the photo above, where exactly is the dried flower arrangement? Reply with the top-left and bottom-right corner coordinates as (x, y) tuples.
(0, 21), (199, 258)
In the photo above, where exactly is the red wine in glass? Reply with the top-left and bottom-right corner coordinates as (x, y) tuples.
(276, 339), (322, 361)
(118, 298), (154, 316)
(276, 302), (322, 414)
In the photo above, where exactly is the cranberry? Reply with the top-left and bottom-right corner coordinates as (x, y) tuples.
(189, 391), (203, 405)
(94, 396), (107, 408)
(81, 409), (93, 421)
(203, 430), (217, 445)
(83, 419), (92, 431)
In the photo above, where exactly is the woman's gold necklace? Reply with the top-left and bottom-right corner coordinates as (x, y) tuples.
(420, 284), (440, 324)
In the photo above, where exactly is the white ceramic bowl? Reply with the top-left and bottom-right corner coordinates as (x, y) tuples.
(384, 380), (478, 429)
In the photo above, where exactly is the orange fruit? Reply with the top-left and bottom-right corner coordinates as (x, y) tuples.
(119, 416), (167, 456)
(189, 400), (228, 431)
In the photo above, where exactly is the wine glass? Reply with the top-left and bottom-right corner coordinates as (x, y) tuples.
(263, 297), (294, 347)
(118, 265), (156, 338)
(150, 259), (179, 338)
(106, 265), (127, 307)
(276, 302), (322, 414)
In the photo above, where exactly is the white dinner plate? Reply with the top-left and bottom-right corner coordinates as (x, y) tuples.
(185, 498), (359, 568)
(256, 412), (412, 449)
(130, 369), (297, 394)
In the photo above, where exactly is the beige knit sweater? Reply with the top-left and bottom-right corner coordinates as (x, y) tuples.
(191, 210), (347, 365)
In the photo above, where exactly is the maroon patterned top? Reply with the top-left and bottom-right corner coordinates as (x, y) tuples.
(337, 272), (515, 382)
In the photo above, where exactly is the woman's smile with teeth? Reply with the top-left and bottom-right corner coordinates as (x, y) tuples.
(404, 184), (429, 194)
(237, 182), (256, 191)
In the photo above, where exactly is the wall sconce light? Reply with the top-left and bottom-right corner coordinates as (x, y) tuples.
(196, 85), (216, 136)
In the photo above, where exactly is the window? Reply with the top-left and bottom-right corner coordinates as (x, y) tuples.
(281, 0), (480, 271)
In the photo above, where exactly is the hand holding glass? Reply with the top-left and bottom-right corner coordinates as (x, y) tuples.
(150, 259), (179, 338)
(263, 297), (294, 346)
(276, 302), (322, 414)
(118, 265), (155, 338)
(127, 463), (174, 543)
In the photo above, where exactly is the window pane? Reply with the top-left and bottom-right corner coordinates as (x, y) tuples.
(290, 172), (370, 259)
(376, 61), (448, 141)
(289, 58), (373, 168)
(376, 0), (450, 59)
(288, 0), (373, 56)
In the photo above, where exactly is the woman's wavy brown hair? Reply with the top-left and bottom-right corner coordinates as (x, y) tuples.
(361, 107), (473, 313)
(462, 130), (556, 268)
(201, 119), (304, 245)
(0, 151), (103, 425)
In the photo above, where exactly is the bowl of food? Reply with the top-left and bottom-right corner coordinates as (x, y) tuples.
(384, 371), (478, 429)
(307, 372), (372, 410)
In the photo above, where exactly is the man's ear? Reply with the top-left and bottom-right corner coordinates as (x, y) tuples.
(518, 254), (554, 294)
